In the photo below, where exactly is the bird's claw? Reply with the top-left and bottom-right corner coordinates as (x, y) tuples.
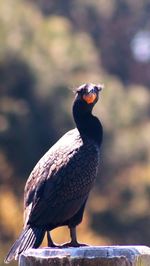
(60, 241), (88, 248)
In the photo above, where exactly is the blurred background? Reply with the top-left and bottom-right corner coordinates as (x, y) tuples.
(0, 0), (150, 265)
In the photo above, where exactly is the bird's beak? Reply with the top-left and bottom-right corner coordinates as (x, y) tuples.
(83, 92), (97, 104)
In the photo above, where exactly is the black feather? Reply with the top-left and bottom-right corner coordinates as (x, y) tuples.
(4, 226), (45, 263)
(4, 83), (103, 263)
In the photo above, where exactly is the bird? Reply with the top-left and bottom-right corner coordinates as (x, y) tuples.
(4, 83), (103, 263)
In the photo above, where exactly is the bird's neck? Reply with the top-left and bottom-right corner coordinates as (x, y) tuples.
(73, 101), (103, 146)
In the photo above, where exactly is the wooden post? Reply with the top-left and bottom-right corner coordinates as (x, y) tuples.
(19, 246), (150, 266)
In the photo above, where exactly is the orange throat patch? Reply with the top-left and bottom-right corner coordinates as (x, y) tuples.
(83, 93), (97, 104)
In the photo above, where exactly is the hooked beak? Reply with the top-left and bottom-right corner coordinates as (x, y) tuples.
(83, 92), (97, 104)
(83, 84), (103, 104)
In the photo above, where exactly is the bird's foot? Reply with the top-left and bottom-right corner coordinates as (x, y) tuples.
(60, 241), (88, 248)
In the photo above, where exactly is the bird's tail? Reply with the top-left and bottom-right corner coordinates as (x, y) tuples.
(4, 225), (45, 264)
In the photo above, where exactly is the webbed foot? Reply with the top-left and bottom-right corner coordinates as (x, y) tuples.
(61, 241), (88, 248)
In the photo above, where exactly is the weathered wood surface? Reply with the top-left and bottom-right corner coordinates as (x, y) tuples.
(19, 246), (150, 266)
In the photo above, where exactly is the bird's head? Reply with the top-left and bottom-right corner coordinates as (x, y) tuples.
(73, 83), (103, 142)
(74, 83), (103, 108)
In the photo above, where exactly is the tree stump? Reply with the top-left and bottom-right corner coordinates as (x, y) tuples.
(19, 246), (150, 266)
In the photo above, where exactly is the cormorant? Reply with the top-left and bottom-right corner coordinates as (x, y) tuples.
(5, 83), (103, 263)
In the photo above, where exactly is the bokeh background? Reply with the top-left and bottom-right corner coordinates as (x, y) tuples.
(0, 0), (150, 265)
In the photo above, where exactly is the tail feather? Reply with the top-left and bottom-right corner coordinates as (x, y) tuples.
(4, 226), (45, 264)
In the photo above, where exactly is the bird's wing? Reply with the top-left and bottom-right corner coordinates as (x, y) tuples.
(23, 129), (83, 227)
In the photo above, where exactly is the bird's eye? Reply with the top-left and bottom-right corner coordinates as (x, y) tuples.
(94, 86), (98, 92)
(76, 88), (86, 95)
(76, 89), (82, 94)
(94, 86), (102, 92)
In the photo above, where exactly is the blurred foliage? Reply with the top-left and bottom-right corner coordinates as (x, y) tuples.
(0, 0), (150, 265)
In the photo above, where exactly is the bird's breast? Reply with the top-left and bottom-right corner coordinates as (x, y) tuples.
(52, 138), (100, 204)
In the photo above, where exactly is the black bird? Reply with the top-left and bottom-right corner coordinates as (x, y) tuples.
(5, 83), (103, 263)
